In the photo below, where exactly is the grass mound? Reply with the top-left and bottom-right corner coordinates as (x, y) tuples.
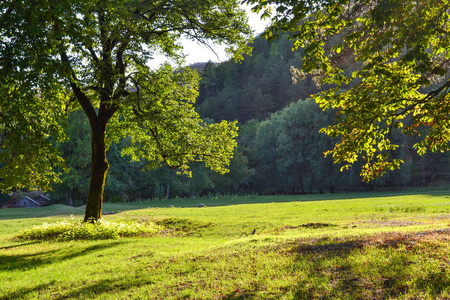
(155, 217), (214, 235)
(16, 219), (162, 241)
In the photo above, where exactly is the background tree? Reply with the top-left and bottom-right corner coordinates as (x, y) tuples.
(245, 0), (450, 181)
(210, 149), (254, 194)
(0, 0), (252, 221)
(274, 99), (336, 194)
(52, 110), (91, 206)
(254, 114), (282, 193)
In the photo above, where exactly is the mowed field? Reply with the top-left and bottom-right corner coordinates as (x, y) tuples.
(1, 190), (450, 299)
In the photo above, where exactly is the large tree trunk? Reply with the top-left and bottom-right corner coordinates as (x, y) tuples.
(84, 122), (109, 222)
(61, 40), (119, 222)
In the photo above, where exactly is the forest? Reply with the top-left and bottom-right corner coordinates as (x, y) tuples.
(10, 33), (449, 207)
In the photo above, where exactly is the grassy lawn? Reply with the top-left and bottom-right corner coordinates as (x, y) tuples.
(1, 189), (449, 299)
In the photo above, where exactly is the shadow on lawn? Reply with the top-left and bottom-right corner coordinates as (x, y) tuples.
(0, 241), (125, 272)
(0, 282), (56, 300)
(291, 229), (450, 299)
(0, 241), (40, 250)
(49, 276), (156, 300)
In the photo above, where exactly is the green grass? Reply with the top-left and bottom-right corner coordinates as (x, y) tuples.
(1, 189), (450, 299)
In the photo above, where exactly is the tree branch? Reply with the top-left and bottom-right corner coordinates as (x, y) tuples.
(60, 51), (97, 124)
(394, 80), (450, 116)
(87, 46), (99, 63)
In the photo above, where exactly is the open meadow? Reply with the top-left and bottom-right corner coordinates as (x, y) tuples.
(1, 189), (450, 299)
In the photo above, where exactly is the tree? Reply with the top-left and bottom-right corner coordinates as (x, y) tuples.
(210, 149), (254, 194)
(0, 0), (253, 221)
(245, 0), (450, 181)
(254, 114), (282, 193)
(275, 99), (336, 194)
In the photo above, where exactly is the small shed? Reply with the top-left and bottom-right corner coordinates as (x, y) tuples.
(6, 195), (51, 208)
(36, 195), (51, 206)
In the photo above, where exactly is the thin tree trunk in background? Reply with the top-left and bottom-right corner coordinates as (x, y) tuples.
(66, 191), (73, 207)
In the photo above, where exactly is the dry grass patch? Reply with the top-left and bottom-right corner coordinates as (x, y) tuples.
(289, 228), (450, 299)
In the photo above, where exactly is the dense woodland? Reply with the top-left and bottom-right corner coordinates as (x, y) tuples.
(14, 34), (450, 206)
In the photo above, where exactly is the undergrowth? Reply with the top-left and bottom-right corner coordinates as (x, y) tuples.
(16, 219), (162, 241)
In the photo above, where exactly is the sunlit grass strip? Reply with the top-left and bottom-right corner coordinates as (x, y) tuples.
(16, 219), (163, 241)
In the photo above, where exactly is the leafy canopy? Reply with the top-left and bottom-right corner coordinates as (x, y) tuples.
(0, 0), (252, 192)
(246, 0), (450, 180)
(108, 65), (238, 176)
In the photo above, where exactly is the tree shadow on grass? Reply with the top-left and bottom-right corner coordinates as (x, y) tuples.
(220, 289), (258, 299)
(0, 241), (125, 272)
(0, 241), (40, 250)
(0, 282), (56, 300)
(220, 290), (287, 300)
(49, 277), (156, 300)
(291, 229), (450, 299)
(51, 279), (282, 300)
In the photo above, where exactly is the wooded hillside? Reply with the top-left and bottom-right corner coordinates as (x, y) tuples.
(23, 34), (450, 206)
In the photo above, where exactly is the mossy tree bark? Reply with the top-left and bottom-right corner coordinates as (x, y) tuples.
(83, 121), (109, 222)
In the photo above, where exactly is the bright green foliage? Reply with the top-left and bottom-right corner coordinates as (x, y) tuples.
(0, 70), (68, 191)
(0, 0), (252, 219)
(17, 219), (162, 241)
(108, 65), (238, 177)
(246, 0), (450, 181)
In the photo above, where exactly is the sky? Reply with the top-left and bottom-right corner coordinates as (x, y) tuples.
(149, 5), (270, 67)
(180, 5), (269, 65)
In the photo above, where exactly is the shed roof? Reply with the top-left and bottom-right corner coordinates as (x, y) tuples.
(23, 196), (41, 206)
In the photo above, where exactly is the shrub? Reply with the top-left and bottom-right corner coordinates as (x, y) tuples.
(16, 219), (163, 241)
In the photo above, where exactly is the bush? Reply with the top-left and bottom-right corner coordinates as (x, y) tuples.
(17, 219), (163, 241)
